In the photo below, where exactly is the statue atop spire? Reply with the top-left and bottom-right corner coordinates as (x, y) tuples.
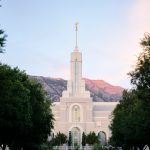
(61, 22), (90, 98)
(75, 22), (79, 51)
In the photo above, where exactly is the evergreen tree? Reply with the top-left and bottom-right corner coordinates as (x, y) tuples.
(82, 132), (86, 146)
(53, 132), (67, 146)
(68, 131), (72, 146)
(86, 132), (98, 145)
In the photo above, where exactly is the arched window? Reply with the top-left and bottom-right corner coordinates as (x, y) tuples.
(98, 131), (107, 145)
(71, 127), (80, 146)
(72, 105), (80, 122)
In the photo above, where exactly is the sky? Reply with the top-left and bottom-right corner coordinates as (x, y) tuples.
(0, 0), (150, 88)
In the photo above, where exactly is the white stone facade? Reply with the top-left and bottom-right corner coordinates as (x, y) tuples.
(52, 47), (118, 145)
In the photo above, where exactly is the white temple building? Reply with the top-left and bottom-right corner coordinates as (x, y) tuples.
(52, 23), (118, 145)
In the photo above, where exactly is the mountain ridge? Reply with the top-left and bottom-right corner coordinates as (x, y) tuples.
(29, 76), (124, 102)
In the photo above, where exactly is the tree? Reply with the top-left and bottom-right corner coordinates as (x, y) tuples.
(0, 29), (6, 53)
(81, 132), (86, 146)
(68, 131), (72, 146)
(110, 33), (150, 149)
(109, 90), (142, 149)
(129, 33), (150, 105)
(129, 32), (150, 147)
(0, 64), (54, 150)
(53, 132), (67, 146)
(0, 64), (31, 150)
(0, 1), (7, 53)
(129, 33), (150, 91)
(86, 132), (98, 145)
(21, 80), (54, 150)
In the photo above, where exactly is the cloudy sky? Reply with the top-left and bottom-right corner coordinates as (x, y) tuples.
(0, 0), (150, 88)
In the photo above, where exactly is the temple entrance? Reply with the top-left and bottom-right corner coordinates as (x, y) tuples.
(98, 131), (107, 145)
(71, 127), (81, 146)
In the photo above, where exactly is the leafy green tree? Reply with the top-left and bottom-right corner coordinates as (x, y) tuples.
(53, 132), (67, 146)
(86, 132), (98, 145)
(0, 29), (6, 53)
(109, 90), (141, 149)
(0, 64), (31, 150)
(0, 2), (7, 54)
(129, 32), (150, 92)
(22, 80), (54, 150)
(110, 33), (150, 149)
(0, 64), (54, 150)
(129, 33), (150, 148)
(81, 132), (86, 146)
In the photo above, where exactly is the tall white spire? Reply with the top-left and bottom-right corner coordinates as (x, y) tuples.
(61, 23), (90, 98)
(75, 22), (79, 51)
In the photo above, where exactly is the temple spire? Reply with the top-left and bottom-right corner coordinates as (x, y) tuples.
(75, 22), (79, 51)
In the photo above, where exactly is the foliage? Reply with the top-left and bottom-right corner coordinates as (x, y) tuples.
(48, 136), (56, 149)
(52, 132), (67, 146)
(81, 132), (86, 146)
(39, 141), (50, 150)
(109, 90), (141, 148)
(0, 29), (7, 53)
(129, 33), (150, 103)
(93, 143), (103, 150)
(0, 64), (54, 150)
(0, 1), (7, 53)
(86, 132), (99, 145)
(110, 33), (150, 149)
(68, 131), (72, 146)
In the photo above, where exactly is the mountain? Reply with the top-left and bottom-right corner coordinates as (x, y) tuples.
(29, 76), (124, 102)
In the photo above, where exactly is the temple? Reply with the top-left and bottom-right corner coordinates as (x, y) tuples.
(52, 23), (118, 145)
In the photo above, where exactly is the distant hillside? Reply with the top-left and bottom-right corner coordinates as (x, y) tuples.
(29, 76), (124, 102)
